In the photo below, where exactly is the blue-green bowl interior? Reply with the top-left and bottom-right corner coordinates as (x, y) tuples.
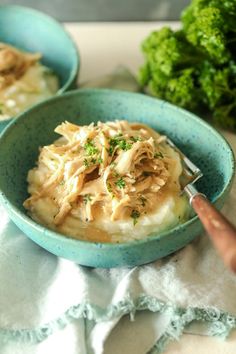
(0, 5), (79, 130)
(0, 89), (235, 267)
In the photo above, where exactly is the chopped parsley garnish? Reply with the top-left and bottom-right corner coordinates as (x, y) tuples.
(83, 158), (90, 167)
(118, 140), (132, 151)
(83, 194), (92, 204)
(106, 182), (115, 198)
(108, 138), (119, 155)
(59, 180), (65, 186)
(107, 182), (112, 193)
(83, 138), (101, 167)
(84, 139), (98, 156)
(115, 177), (126, 189)
(107, 146), (114, 156)
(84, 156), (102, 168)
(131, 210), (140, 225)
(130, 136), (142, 142)
(108, 135), (133, 156)
(154, 151), (164, 158)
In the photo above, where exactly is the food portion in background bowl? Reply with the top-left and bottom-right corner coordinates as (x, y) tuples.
(0, 5), (80, 131)
(23, 119), (190, 243)
(0, 43), (59, 121)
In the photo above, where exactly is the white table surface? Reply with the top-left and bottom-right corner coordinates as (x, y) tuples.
(65, 22), (236, 354)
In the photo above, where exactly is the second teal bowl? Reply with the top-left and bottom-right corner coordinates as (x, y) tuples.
(0, 5), (80, 131)
(0, 89), (235, 267)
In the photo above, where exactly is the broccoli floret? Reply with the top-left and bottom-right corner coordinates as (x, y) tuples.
(183, 7), (228, 63)
(199, 61), (231, 108)
(141, 27), (183, 76)
(213, 105), (236, 131)
(199, 60), (236, 130)
(146, 69), (169, 100)
(139, 0), (236, 131)
(182, 0), (236, 64)
(138, 63), (150, 87)
(139, 29), (200, 109)
(165, 69), (199, 110)
(141, 28), (200, 76)
(182, 0), (236, 28)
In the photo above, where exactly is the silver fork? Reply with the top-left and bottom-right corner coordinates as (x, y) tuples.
(166, 138), (236, 274)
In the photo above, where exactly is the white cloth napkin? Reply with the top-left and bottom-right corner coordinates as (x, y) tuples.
(0, 70), (236, 354)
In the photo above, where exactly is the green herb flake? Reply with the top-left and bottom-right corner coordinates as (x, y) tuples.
(107, 146), (114, 156)
(115, 177), (126, 189)
(97, 156), (103, 164)
(107, 182), (112, 193)
(130, 136), (142, 142)
(84, 157), (98, 168)
(106, 182), (115, 198)
(154, 151), (164, 158)
(84, 139), (98, 156)
(83, 158), (89, 167)
(108, 137), (119, 156)
(109, 137), (120, 148)
(108, 136), (133, 155)
(119, 140), (132, 151)
(83, 194), (92, 204)
(131, 210), (140, 225)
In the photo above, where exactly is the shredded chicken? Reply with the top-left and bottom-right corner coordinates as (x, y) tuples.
(0, 43), (41, 90)
(24, 120), (182, 226)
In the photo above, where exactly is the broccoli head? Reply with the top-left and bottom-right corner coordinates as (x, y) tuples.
(165, 69), (199, 110)
(182, 6), (228, 63)
(139, 28), (201, 109)
(141, 27), (182, 76)
(199, 61), (229, 108)
(199, 60), (236, 130)
(139, 0), (236, 131)
(182, 0), (236, 63)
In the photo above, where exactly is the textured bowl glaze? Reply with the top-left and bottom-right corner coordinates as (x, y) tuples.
(0, 89), (235, 268)
(0, 5), (79, 132)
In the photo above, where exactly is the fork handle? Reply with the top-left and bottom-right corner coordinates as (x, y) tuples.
(190, 193), (236, 274)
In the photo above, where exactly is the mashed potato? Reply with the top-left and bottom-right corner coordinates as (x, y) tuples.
(24, 120), (190, 243)
(0, 43), (59, 120)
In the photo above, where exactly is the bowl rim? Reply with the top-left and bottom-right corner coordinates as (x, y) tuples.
(0, 4), (80, 124)
(0, 88), (235, 250)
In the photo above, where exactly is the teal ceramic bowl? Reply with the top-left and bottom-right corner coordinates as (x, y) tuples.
(0, 5), (79, 132)
(0, 89), (235, 268)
